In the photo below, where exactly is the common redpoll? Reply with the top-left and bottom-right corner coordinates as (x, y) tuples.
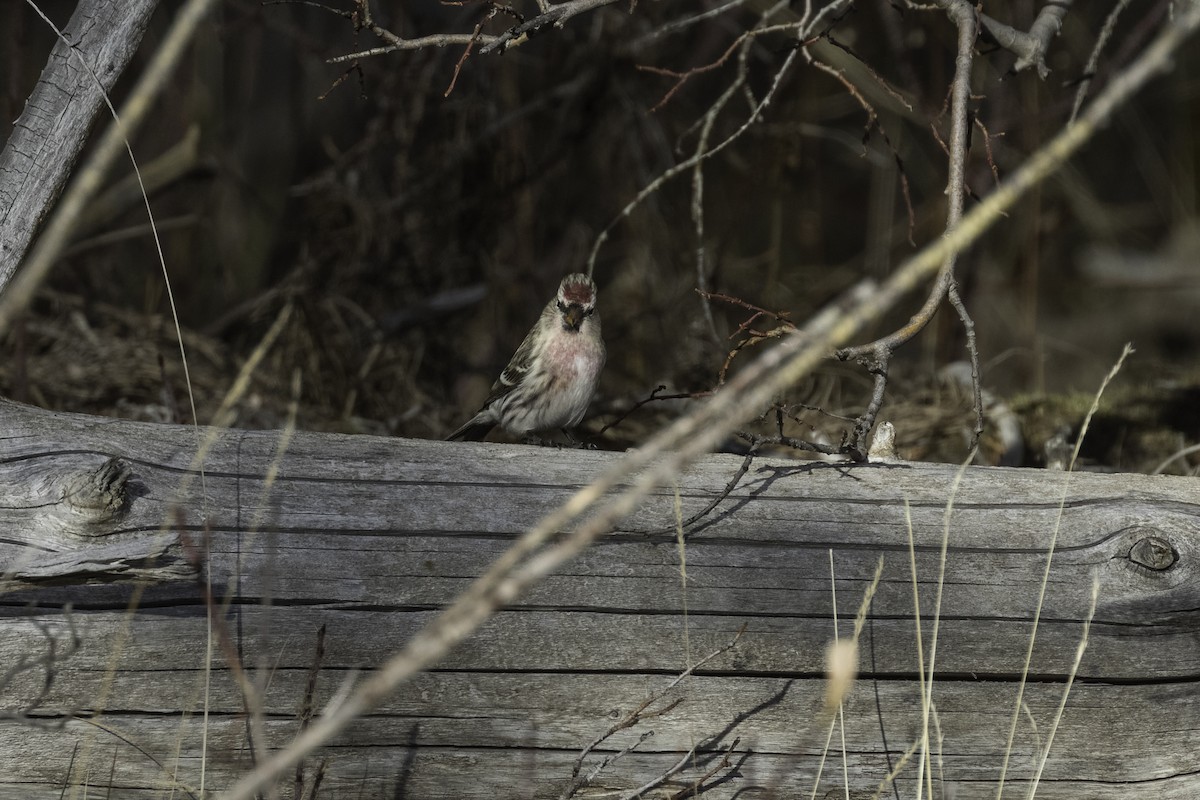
(447, 273), (606, 442)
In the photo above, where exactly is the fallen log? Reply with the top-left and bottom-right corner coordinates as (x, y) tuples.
(0, 398), (1197, 799)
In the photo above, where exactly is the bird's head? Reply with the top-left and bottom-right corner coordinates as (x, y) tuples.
(555, 273), (597, 332)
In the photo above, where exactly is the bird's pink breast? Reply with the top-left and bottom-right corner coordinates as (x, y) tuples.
(545, 331), (602, 377)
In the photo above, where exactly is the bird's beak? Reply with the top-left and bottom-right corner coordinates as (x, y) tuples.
(562, 305), (584, 330)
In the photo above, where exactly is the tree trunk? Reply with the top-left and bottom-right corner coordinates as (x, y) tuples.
(0, 0), (160, 285)
(0, 399), (1196, 799)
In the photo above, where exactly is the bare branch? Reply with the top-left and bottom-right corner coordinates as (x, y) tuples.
(619, 743), (703, 800)
(837, 0), (977, 445)
(294, 0), (500, 63)
(979, 1), (1074, 78)
(326, 33), (486, 63)
(479, 0), (624, 54)
(318, 0), (622, 65)
(848, 346), (890, 457)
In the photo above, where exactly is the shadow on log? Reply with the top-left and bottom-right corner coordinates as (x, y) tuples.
(1, 398), (1198, 799)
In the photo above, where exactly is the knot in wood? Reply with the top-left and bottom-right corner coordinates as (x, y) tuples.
(1128, 535), (1177, 571)
(60, 456), (131, 522)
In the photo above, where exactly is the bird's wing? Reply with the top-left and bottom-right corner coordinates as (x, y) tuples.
(486, 314), (544, 404)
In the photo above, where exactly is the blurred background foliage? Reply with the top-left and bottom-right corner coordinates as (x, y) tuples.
(0, 0), (1197, 470)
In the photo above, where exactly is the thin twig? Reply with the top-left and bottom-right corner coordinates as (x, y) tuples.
(667, 749), (739, 800)
(737, 430), (843, 458)
(326, 33), (484, 63)
(443, 9), (496, 97)
(701, 289), (798, 384)
(634, 449), (761, 535)
(573, 731), (655, 796)
(619, 744), (702, 800)
(630, 0), (752, 48)
(594, 385), (708, 439)
(1070, 0), (1133, 122)
(946, 282), (984, 447)
(560, 626), (745, 800)
(974, 117), (1003, 186)
(690, 75), (723, 347)
(640, 23), (808, 112)
(479, 0), (623, 54)
(822, 33), (915, 112)
(283, 0), (500, 63)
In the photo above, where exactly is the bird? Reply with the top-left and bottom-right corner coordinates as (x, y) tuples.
(447, 273), (606, 443)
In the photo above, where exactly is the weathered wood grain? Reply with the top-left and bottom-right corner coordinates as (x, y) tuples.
(0, 398), (1197, 798)
(0, 0), (161, 285)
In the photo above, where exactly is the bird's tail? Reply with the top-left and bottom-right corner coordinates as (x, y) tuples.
(446, 417), (495, 441)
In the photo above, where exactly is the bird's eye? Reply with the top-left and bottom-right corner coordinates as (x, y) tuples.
(557, 301), (568, 313)
(583, 307), (594, 317)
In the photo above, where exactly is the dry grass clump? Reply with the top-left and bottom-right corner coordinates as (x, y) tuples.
(0, 285), (446, 437)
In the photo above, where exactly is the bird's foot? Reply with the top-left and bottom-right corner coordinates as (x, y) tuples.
(521, 434), (559, 448)
(561, 429), (598, 450)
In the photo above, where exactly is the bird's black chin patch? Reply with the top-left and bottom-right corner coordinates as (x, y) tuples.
(562, 305), (585, 330)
